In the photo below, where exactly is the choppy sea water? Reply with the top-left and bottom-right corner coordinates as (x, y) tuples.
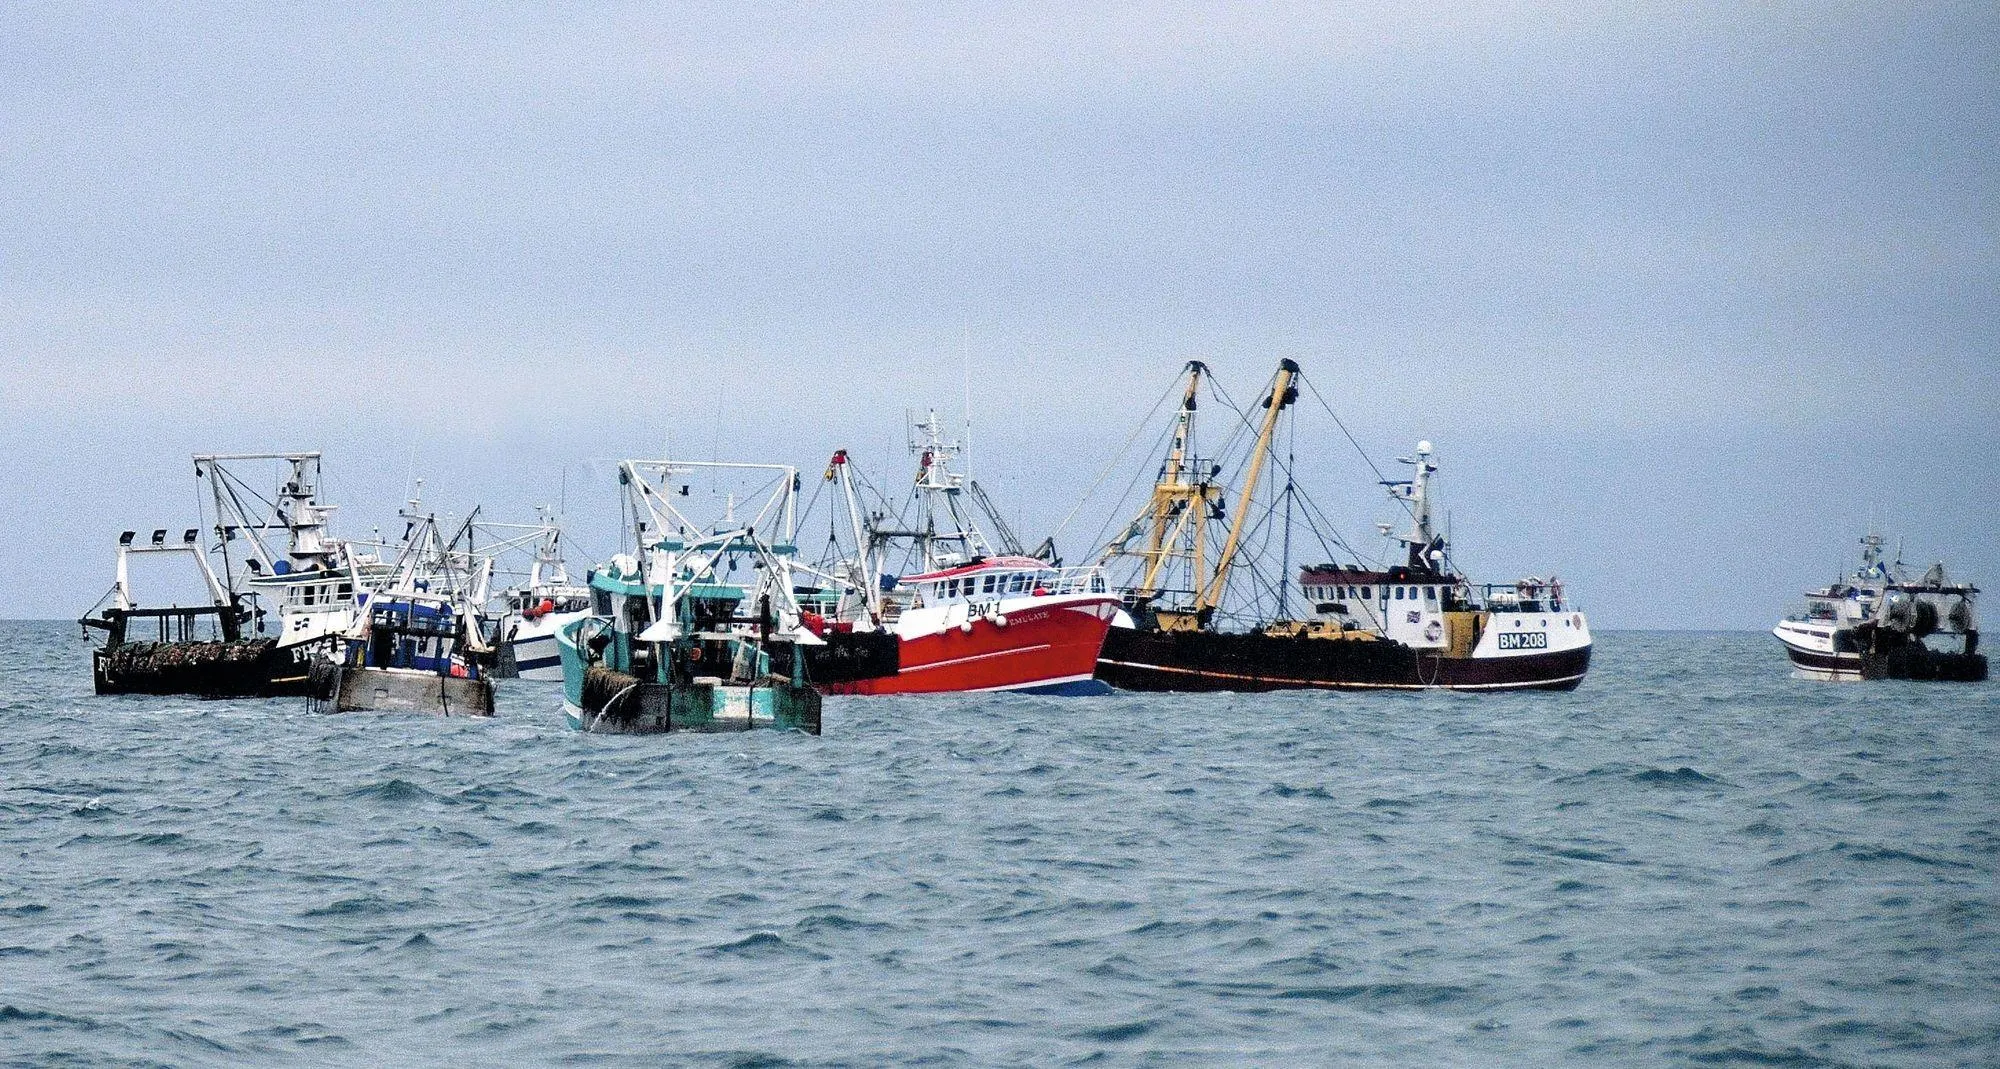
(1, 622), (1995, 1067)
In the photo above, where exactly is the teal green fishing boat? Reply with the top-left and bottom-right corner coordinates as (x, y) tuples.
(556, 459), (896, 735)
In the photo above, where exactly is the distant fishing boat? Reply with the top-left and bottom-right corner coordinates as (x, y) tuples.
(78, 527), (275, 696)
(1092, 360), (1592, 692)
(812, 414), (1121, 695)
(478, 509), (591, 681)
(308, 513), (496, 715)
(1773, 534), (1985, 681)
(556, 459), (898, 734)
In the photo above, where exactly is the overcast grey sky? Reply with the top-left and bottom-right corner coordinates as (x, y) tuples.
(3, 2), (1995, 626)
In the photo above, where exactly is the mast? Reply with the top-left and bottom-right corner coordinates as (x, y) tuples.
(1386, 440), (1443, 571)
(1196, 359), (1298, 616)
(1128, 361), (1217, 599)
(903, 411), (990, 571)
(827, 449), (881, 617)
(1279, 454), (1295, 621)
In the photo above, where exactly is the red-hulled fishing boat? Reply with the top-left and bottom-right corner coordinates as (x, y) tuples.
(815, 415), (1121, 695)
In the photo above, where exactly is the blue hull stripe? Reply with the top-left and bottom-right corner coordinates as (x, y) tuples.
(1013, 678), (1115, 697)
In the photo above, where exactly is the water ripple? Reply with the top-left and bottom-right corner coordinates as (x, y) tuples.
(1, 624), (1994, 1065)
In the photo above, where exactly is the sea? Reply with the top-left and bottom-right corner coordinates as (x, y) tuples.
(1, 622), (1995, 1067)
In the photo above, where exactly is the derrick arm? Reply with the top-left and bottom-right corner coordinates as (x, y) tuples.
(1196, 359), (1298, 615)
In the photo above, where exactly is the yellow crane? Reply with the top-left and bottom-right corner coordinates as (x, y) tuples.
(1104, 359), (1299, 632)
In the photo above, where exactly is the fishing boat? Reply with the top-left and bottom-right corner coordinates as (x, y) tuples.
(1091, 360), (1592, 692)
(556, 459), (897, 734)
(79, 452), (390, 697)
(812, 414), (1122, 695)
(1772, 534), (1984, 681)
(308, 513), (496, 715)
(478, 509), (592, 680)
(78, 527), (280, 696)
(210, 453), (397, 680)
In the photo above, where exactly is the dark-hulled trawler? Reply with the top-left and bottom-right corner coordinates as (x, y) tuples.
(80, 453), (391, 697)
(1092, 360), (1592, 692)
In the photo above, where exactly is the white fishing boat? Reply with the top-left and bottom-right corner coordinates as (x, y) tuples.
(475, 509), (591, 681)
(1773, 534), (1984, 681)
(204, 453), (394, 675)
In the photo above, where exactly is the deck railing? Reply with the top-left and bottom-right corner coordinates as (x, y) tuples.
(1037, 566), (1111, 595)
(1476, 582), (1567, 614)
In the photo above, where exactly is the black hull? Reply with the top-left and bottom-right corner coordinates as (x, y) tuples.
(1779, 631), (1987, 682)
(1783, 645), (1987, 682)
(1096, 627), (1590, 693)
(768, 629), (900, 686)
(92, 639), (318, 698)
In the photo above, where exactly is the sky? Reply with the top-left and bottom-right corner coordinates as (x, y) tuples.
(3, 1), (1995, 627)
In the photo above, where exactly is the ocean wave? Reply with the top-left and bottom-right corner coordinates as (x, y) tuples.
(2, 626), (1994, 1065)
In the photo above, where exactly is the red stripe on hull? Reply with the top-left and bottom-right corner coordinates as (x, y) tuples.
(821, 599), (1117, 695)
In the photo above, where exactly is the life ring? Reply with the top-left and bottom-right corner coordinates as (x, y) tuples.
(689, 646), (703, 662)
(1424, 619), (1444, 643)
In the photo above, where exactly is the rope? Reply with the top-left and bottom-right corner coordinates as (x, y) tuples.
(1048, 370), (1182, 544)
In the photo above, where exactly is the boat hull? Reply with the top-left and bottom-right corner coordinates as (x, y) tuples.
(1774, 624), (1986, 682)
(503, 610), (589, 681)
(819, 597), (1120, 696)
(556, 624), (824, 734)
(1095, 626), (1590, 692)
(92, 638), (322, 698)
(564, 664), (821, 734)
(313, 663), (496, 716)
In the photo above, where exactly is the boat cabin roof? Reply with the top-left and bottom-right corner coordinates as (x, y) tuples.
(901, 555), (1052, 585)
(1298, 565), (1448, 586)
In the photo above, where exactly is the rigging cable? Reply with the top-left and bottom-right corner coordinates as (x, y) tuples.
(1047, 369), (1185, 547)
(1297, 371), (1418, 529)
